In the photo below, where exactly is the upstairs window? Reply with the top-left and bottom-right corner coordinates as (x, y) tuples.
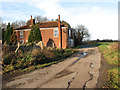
(69, 29), (71, 37)
(20, 31), (23, 38)
(53, 29), (58, 37)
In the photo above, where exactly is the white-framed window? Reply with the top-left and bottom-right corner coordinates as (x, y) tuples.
(20, 31), (23, 35)
(20, 31), (23, 38)
(53, 29), (58, 37)
(69, 29), (71, 37)
(20, 40), (24, 44)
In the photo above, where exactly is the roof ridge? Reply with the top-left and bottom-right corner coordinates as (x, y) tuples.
(38, 21), (58, 24)
(14, 25), (29, 30)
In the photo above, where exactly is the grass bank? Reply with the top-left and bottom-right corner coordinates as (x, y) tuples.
(98, 42), (120, 88)
(98, 43), (118, 65)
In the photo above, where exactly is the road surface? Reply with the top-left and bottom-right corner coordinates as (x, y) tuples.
(4, 47), (101, 89)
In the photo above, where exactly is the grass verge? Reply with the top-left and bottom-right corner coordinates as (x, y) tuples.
(108, 68), (120, 88)
(99, 43), (120, 65)
(98, 42), (119, 88)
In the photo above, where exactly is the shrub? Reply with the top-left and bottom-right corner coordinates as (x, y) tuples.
(3, 52), (15, 65)
(4, 65), (14, 73)
(3, 47), (76, 74)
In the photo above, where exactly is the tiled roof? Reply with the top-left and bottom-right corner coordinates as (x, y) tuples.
(14, 25), (31, 30)
(38, 21), (58, 28)
(15, 21), (67, 30)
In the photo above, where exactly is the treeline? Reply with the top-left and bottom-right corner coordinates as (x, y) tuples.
(2, 23), (17, 45)
(0, 16), (52, 30)
(94, 39), (118, 42)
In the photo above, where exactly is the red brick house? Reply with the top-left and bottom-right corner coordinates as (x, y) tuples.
(14, 15), (75, 49)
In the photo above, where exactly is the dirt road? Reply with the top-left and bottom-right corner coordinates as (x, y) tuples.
(4, 47), (101, 88)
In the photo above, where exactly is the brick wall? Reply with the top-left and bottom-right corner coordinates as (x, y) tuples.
(40, 27), (68, 49)
(41, 28), (59, 48)
(15, 27), (68, 49)
(15, 30), (30, 44)
(23, 30), (31, 43)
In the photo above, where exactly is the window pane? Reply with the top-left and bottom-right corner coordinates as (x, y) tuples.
(20, 35), (23, 38)
(20, 31), (23, 35)
(69, 29), (71, 37)
(54, 30), (58, 37)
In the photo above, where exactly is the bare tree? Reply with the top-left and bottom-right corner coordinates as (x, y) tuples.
(0, 17), (7, 40)
(75, 25), (90, 45)
(50, 19), (55, 21)
(34, 16), (49, 23)
(0, 17), (2, 24)
(11, 20), (26, 28)
(0, 17), (7, 30)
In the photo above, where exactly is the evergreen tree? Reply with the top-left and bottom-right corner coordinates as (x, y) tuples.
(28, 26), (35, 44)
(10, 29), (17, 45)
(28, 24), (42, 44)
(5, 23), (13, 45)
(34, 24), (42, 43)
(61, 20), (71, 28)
(2, 28), (5, 44)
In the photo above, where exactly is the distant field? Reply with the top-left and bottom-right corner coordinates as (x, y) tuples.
(75, 41), (116, 49)
(98, 42), (116, 45)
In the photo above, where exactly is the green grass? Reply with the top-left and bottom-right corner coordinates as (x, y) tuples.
(98, 44), (118, 65)
(98, 42), (115, 45)
(98, 42), (119, 88)
(74, 42), (115, 49)
(108, 68), (120, 88)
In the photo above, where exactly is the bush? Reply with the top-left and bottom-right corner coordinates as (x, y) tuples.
(3, 65), (14, 73)
(3, 48), (76, 74)
(3, 52), (15, 65)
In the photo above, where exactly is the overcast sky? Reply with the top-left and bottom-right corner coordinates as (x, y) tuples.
(0, 0), (118, 40)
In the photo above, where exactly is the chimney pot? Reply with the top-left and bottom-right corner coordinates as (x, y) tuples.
(31, 15), (32, 19)
(30, 15), (33, 25)
(58, 15), (60, 21)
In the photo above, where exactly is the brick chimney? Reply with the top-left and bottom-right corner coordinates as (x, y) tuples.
(30, 15), (33, 25)
(58, 15), (62, 49)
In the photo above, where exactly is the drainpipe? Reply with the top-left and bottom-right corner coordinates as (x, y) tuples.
(58, 15), (62, 49)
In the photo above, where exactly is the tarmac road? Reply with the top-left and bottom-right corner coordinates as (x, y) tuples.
(4, 47), (101, 89)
